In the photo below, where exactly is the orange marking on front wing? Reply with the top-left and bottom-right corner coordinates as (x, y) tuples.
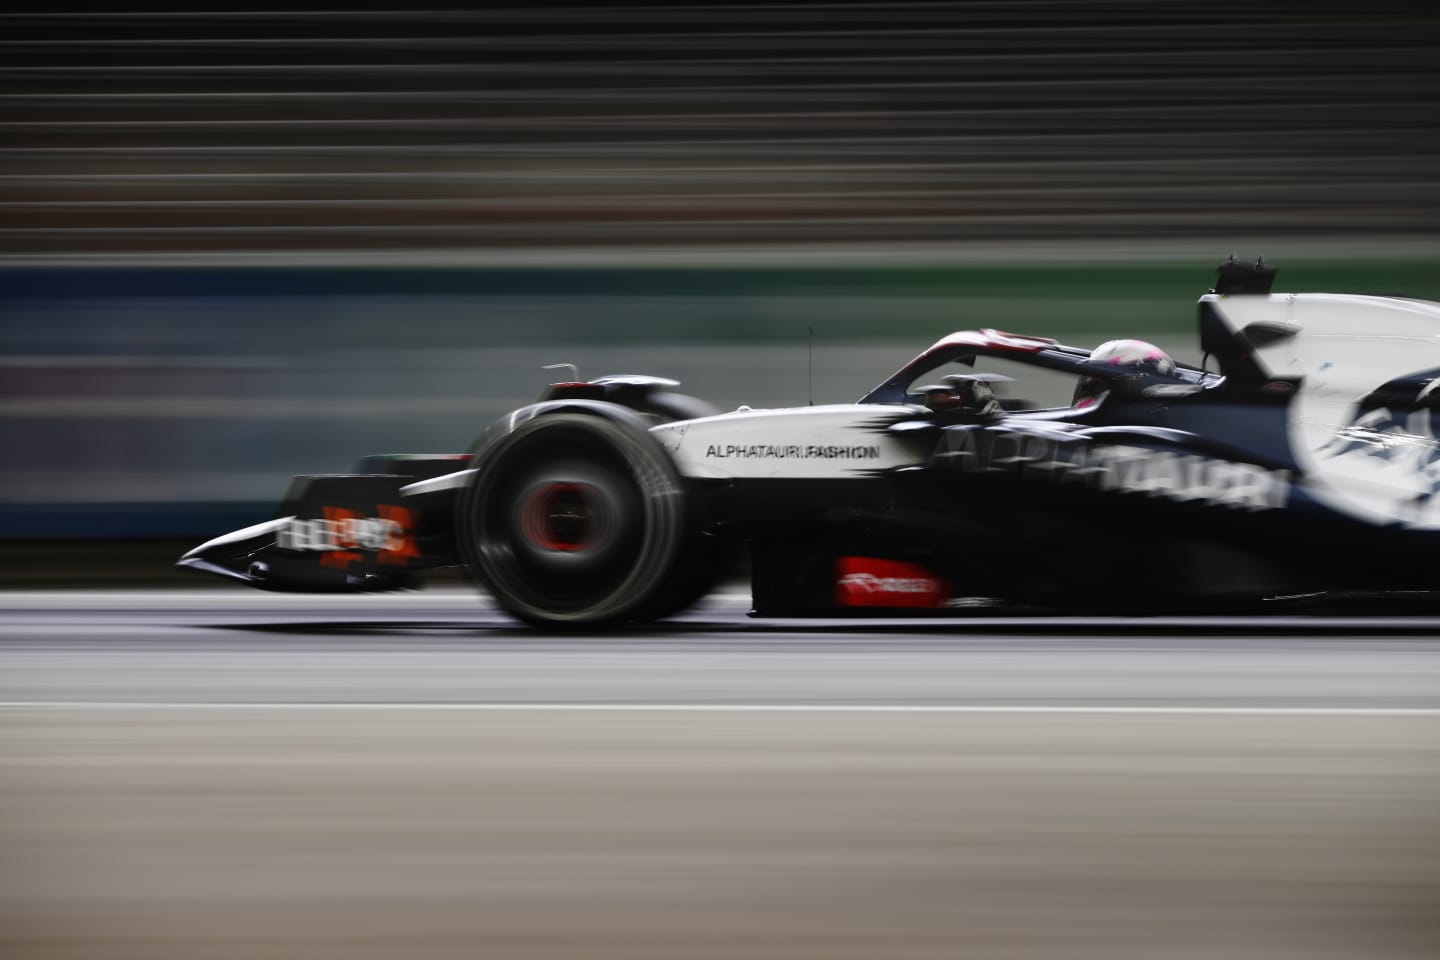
(377, 504), (420, 566)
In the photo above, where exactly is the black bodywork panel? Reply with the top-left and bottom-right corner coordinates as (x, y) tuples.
(181, 260), (1440, 616)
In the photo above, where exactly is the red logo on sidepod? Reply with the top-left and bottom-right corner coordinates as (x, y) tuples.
(835, 557), (948, 608)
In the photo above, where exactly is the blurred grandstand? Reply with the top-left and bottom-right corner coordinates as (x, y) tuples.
(2, 3), (1438, 553)
(2, 3), (1437, 259)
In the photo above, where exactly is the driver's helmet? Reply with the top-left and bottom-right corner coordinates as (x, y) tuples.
(1073, 338), (1176, 409)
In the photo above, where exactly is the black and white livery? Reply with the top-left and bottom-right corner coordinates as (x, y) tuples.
(181, 259), (1440, 624)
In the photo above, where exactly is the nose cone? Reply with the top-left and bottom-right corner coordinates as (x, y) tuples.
(177, 518), (290, 585)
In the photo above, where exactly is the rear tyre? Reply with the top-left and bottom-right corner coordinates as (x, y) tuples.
(458, 411), (697, 627)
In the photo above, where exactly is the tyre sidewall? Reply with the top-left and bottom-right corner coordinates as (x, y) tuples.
(459, 410), (687, 626)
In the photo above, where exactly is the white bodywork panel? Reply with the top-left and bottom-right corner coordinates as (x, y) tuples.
(1206, 293), (1440, 528)
(650, 403), (927, 479)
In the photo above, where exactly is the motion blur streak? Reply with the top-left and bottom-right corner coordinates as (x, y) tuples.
(4, 711), (1437, 960)
(4, 4), (1440, 537)
(3, 7), (1440, 954)
(2, 4), (1438, 255)
(1, 592), (1439, 959)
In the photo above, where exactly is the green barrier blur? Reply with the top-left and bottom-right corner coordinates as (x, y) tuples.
(3, 260), (1438, 549)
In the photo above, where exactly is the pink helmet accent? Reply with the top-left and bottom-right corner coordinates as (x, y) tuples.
(1087, 339), (1177, 377)
(1073, 339), (1177, 408)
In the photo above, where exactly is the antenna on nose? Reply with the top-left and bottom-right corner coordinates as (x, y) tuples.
(808, 326), (814, 406)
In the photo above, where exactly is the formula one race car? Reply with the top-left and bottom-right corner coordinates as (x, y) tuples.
(181, 259), (1440, 624)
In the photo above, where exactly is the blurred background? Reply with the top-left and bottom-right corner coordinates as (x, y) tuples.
(2, 2), (1439, 546)
(4, 9), (1440, 960)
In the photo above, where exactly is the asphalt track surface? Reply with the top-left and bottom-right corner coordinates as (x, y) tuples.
(3, 589), (1439, 960)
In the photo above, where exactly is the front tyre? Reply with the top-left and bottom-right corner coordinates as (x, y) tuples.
(458, 411), (694, 627)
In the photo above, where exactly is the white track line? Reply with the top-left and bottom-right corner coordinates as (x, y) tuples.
(1, 702), (1437, 717)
